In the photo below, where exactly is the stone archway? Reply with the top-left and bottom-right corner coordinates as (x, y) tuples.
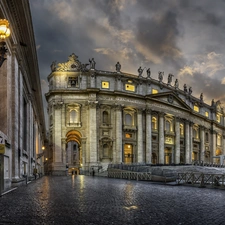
(66, 130), (82, 174)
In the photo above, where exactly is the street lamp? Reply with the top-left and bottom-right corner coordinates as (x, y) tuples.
(0, 19), (10, 67)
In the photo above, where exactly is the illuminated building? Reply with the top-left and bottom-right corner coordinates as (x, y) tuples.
(46, 54), (225, 175)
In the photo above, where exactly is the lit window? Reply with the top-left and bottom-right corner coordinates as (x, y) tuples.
(205, 111), (209, 117)
(217, 114), (221, 123)
(152, 117), (157, 130)
(152, 89), (158, 94)
(217, 135), (222, 146)
(102, 81), (109, 89)
(125, 84), (135, 92)
(180, 124), (184, 136)
(125, 133), (132, 138)
(194, 105), (199, 112)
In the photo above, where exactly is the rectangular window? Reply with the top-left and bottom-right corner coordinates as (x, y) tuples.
(125, 84), (135, 92)
(102, 81), (109, 89)
(205, 111), (209, 117)
(68, 77), (78, 87)
(152, 89), (158, 94)
(125, 133), (132, 138)
(194, 105), (199, 112)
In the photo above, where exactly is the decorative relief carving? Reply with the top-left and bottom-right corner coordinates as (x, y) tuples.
(53, 53), (82, 72)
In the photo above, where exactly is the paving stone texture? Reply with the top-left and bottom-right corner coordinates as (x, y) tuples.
(0, 175), (225, 225)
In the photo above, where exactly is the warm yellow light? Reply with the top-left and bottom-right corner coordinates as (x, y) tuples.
(128, 145), (130, 148)
(45, 158), (48, 161)
(0, 19), (10, 40)
(152, 89), (158, 94)
(80, 164), (83, 166)
(42, 146), (45, 150)
(194, 105), (199, 112)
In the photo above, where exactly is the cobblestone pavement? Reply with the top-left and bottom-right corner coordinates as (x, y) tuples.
(0, 176), (225, 225)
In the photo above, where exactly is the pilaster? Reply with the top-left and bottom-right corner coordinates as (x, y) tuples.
(159, 112), (164, 164)
(137, 108), (144, 162)
(175, 118), (180, 164)
(146, 109), (152, 163)
(185, 120), (190, 164)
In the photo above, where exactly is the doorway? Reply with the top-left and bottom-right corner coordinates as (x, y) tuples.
(124, 144), (133, 164)
(164, 147), (172, 164)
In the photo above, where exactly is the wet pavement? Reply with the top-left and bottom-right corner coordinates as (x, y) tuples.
(0, 175), (225, 225)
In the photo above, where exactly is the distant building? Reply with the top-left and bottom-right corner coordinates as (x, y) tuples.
(0, 0), (46, 192)
(46, 54), (225, 175)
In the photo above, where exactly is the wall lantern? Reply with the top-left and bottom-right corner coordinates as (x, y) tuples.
(0, 19), (10, 67)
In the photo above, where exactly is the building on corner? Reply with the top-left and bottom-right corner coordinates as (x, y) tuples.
(45, 53), (225, 175)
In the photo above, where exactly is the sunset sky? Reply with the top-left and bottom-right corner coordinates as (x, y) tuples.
(30, 0), (225, 110)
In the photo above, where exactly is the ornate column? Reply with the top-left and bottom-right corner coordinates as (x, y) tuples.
(62, 138), (66, 164)
(88, 101), (98, 164)
(200, 126), (205, 162)
(185, 120), (190, 164)
(175, 118), (180, 164)
(115, 105), (122, 163)
(53, 103), (63, 163)
(189, 122), (193, 163)
(159, 112), (164, 164)
(137, 108), (144, 162)
(146, 109), (152, 163)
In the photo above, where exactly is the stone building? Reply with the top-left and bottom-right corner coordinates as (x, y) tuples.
(46, 53), (225, 175)
(0, 0), (46, 192)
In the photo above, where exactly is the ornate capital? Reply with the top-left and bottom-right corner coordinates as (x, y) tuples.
(146, 108), (152, 114)
(88, 100), (98, 108)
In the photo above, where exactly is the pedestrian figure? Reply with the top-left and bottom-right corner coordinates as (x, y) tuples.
(92, 168), (95, 176)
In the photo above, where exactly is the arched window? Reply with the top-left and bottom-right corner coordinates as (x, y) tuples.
(193, 125), (199, 139)
(180, 124), (184, 136)
(103, 111), (109, 124)
(70, 110), (77, 123)
(103, 144), (109, 157)
(217, 135), (222, 146)
(125, 114), (132, 126)
(166, 120), (171, 131)
(152, 117), (157, 130)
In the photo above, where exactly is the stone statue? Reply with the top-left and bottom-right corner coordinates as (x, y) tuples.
(211, 99), (215, 107)
(138, 66), (143, 77)
(115, 62), (121, 72)
(167, 73), (173, 85)
(174, 79), (179, 89)
(146, 68), (151, 78)
(200, 93), (203, 101)
(158, 71), (164, 82)
(189, 87), (192, 95)
(184, 84), (187, 92)
(50, 61), (57, 72)
(89, 58), (96, 70)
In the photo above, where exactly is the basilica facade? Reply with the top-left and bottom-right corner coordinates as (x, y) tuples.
(46, 53), (225, 175)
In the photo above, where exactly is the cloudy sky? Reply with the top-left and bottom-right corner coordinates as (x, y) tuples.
(30, 0), (225, 110)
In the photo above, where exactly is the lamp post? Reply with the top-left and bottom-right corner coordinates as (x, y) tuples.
(0, 19), (10, 67)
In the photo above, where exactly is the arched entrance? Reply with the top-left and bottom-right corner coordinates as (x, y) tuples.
(66, 130), (82, 175)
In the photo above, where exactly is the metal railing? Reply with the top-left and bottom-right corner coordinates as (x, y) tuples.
(108, 170), (152, 181)
(177, 172), (225, 187)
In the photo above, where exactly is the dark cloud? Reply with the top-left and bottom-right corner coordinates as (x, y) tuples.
(135, 10), (184, 70)
(30, 0), (225, 110)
